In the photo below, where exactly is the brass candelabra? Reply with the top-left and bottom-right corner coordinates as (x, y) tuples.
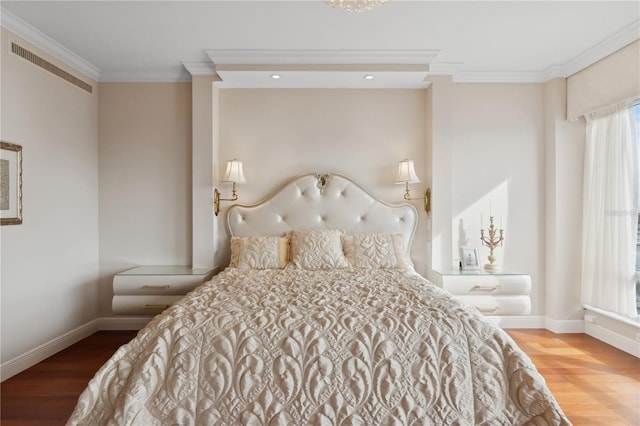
(480, 215), (504, 272)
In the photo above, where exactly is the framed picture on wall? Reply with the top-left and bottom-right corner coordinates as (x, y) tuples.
(0, 142), (23, 225)
(461, 247), (480, 270)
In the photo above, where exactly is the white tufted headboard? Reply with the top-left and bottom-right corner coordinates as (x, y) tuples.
(227, 174), (418, 254)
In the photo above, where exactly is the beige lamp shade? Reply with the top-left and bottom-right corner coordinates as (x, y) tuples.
(222, 160), (246, 183)
(395, 159), (420, 184)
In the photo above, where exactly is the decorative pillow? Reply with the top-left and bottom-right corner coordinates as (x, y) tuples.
(229, 236), (289, 269)
(289, 229), (351, 270)
(342, 233), (412, 269)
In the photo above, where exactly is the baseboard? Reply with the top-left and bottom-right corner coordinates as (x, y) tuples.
(582, 306), (640, 357)
(585, 322), (640, 357)
(484, 315), (546, 329)
(544, 317), (585, 333)
(479, 316), (585, 332)
(0, 319), (100, 382)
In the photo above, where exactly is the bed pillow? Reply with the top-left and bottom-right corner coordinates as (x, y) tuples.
(342, 233), (412, 269)
(229, 236), (289, 269)
(289, 229), (351, 270)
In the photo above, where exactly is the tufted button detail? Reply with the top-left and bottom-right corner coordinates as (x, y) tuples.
(399, 216), (405, 222)
(360, 215), (366, 222)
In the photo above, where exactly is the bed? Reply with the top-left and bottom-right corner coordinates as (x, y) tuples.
(67, 174), (569, 425)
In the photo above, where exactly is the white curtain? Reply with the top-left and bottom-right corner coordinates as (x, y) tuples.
(582, 102), (639, 318)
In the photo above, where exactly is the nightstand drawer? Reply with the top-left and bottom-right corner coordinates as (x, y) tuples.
(440, 274), (531, 296)
(455, 295), (531, 316)
(112, 295), (183, 315)
(113, 274), (205, 295)
(432, 269), (532, 317)
(112, 266), (215, 315)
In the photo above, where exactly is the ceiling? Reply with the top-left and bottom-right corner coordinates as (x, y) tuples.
(1, 1), (639, 88)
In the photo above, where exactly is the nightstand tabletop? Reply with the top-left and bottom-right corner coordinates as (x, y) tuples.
(117, 265), (214, 276)
(434, 269), (526, 276)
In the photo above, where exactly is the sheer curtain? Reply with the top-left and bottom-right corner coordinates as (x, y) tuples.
(582, 101), (639, 318)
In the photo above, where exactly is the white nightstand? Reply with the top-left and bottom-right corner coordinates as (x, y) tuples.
(432, 269), (531, 316)
(112, 265), (214, 315)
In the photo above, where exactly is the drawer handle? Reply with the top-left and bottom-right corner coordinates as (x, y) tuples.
(142, 304), (171, 310)
(142, 285), (171, 289)
(476, 306), (500, 314)
(471, 285), (501, 291)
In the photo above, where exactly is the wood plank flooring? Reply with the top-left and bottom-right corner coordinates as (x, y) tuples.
(506, 329), (640, 425)
(1, 329), (638, 425)
(1, 331), (137, 426)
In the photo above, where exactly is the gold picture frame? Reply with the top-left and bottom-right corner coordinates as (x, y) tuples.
(1, 142), (23, 225)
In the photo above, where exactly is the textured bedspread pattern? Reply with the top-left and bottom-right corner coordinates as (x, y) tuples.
(68, 269), (569, 425)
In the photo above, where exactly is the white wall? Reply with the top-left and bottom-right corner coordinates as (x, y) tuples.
(451, 83), (546, 315)
(98, 83), (192, 315)
(426, 79), (548, 316)
(191, 76), (218, 269)
(216, 89), (428, 273)
(0, 29), (99, 362)
(544, 78), (585, 325)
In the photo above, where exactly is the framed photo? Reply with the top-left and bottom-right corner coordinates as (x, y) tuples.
(461, 247), (480, 270)
(1, 142), (23, 225)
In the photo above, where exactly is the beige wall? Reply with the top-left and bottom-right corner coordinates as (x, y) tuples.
(451, 83), (545, 314)
(98, 83), (192, 315)
(544, 78), (586, 325)
(424, 80), (548, 316)
(0, 29), (99, 363)
(216, 88), (429, 272)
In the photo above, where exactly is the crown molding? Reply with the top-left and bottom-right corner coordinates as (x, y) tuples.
(542, 65), (566, 82)
(427, 62), (464, 76)
(182, 62), (217, 76)
(453, 71), (547, 84)
(100, 67), (192, 83)
(561, 18), (640, 78)
(1, 7), (100, 81)
(206, 49), (440, 66)
(438, 19), (639, 84)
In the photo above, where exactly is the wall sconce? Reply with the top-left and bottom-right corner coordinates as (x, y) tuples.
(395, 159), (431, 215)
(214, 159), (246, 216)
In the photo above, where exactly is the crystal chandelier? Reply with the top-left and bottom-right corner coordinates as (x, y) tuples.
(324, 0), (389, 13)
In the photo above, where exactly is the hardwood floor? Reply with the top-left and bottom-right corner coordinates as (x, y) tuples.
(506, 329), (640, 425)
(1, 331), (137, 426)
(1, 329), (638, 425)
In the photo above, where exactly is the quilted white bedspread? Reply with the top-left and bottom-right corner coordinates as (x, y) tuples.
(68, 268), (570, 425)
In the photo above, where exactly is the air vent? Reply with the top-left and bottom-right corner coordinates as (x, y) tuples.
(11, 42), (93, 94)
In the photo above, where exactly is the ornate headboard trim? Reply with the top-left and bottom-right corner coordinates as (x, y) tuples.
(227, 173), (418, 254)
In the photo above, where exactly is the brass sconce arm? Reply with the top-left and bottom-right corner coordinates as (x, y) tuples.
(213, 183), (239, 216)
(402, 184), (431, 216)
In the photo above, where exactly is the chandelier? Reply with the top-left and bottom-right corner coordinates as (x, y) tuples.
(324, 0), (389, 13)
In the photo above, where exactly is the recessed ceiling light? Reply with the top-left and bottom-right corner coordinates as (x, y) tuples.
(271, 74), (281, 79)
(364, 74), (375, 80)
